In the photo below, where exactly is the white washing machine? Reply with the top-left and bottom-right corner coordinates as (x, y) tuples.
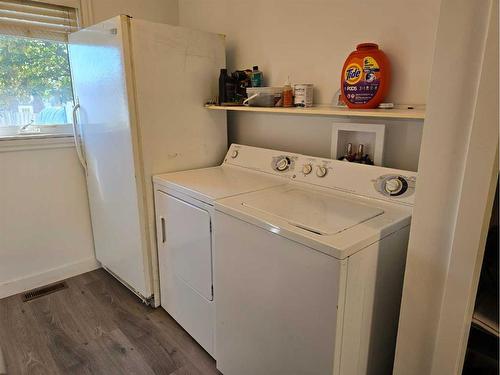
(152, 144), (299, 357)
(214, 154), (417, 374)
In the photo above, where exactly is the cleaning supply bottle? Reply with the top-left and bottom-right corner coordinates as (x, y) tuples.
(218, 68), (229, 104)
(340, 43), (390, 109)
(251, 65), (263, 87)
(282, 76), (293, 107)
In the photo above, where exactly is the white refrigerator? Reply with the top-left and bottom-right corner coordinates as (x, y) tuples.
(68, 15), (227, 307)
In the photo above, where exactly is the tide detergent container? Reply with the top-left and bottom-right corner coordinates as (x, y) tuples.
(341, 43), (390, 109)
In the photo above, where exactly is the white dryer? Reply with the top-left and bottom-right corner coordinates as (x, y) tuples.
(214, 154), (417, 374)
(152, 144), (298, 357)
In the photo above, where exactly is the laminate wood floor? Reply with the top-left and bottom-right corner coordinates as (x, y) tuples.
(0, 269), (220, 375)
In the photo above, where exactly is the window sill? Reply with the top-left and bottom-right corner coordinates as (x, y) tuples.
(0, 134), (75, 153)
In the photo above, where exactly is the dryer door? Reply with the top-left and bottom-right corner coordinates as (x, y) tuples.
(156, 190), (215, 356)
(158, 192), (213, 301)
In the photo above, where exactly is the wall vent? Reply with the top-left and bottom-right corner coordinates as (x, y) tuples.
(22, 282), (68, 302)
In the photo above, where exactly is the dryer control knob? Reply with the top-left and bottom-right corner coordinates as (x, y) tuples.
(302, 164), (313, 175)
(231, 150), (239, 159)
(316, 166), (327, 177)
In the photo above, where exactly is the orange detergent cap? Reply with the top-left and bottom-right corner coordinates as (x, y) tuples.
(356, 43), (379, 50)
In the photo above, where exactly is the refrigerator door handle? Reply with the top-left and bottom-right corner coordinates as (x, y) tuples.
(72, 100), (87, 172)
(161, 217), (166, 243)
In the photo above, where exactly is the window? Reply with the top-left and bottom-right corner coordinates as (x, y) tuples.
(0, 0), (79, 138)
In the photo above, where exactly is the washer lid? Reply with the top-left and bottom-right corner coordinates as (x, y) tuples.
(242, 188), (384, 235)
(153, 166), (286, 204)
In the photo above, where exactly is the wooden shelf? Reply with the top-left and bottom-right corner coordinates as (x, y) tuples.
(205, 104), (425, 120)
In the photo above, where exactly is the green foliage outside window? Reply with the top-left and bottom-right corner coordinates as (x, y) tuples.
(0, 35), (73, 111)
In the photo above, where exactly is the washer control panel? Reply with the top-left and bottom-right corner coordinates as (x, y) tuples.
(298, 158), (332, 178)
(224, 144), (416, 206)
(291, 154), (416, 205)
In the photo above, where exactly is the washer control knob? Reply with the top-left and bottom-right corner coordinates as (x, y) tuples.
(316, 166), (328, 177)
(230, 150), (239, 159)
(302, 164), (313, 175)
(276, 157), (290, 172)
(384, 176), (409, 196)
(375, 175), (412, 197)
(385, 178), (402, 194)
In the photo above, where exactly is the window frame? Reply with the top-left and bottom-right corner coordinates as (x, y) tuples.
(0, 0), (93, 141)
(0, 124), (73, 138)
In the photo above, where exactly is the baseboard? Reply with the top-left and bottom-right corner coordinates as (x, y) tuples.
(0, 257), (100, 299)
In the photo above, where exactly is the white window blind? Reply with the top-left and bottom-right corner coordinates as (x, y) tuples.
(0, 0), (78, 42)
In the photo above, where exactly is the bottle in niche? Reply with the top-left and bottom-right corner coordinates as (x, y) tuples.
(354, 144), (374, 165)
(355, 144), (364, 162)
(338, 143), (355, 162)
(363, 155), (374, 165)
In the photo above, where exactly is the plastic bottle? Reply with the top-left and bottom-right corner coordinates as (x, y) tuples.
(225, 79), (236, 103)
(232, 70), (252, 103)
(218, 68), (229, 104)
(340, 43), (390, 109)
(251, 65), (263, 87)
(282, 77), (293, 107)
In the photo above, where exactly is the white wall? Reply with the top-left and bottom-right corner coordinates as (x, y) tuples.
(394, 0), (497, 373)
(0, 138), (97, 298)
(91, 0), (179, 25)
(0, 0), (181, 298)
(228, 112), (423, 171)
(179, 0), (440, 170)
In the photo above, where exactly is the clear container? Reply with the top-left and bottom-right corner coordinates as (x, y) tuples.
(244, 87), (283, 107)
